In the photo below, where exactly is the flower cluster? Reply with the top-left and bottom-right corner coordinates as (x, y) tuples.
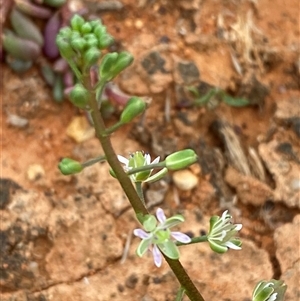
(133, 208), (191, 267)
(207, 210), (242, 253)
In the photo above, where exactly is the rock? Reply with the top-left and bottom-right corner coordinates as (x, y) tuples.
(26, 164), (45, 182)
(66, 116), (95, 143)
(224, 166), (274, 206)
(120, 48), (173, 94)
(274, 215), (300, 300)
(274, 97), (300, 121)
(274, 214), (300, 272)
(172, 56), (200, 85)
(172, 170), (198, 191)
(259, 140), (300, 208)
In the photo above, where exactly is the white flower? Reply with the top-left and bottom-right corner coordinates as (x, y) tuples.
(118, 151), (160, 182)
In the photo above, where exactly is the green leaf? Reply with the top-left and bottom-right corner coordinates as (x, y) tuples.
(143, 215), (157, 232)
(136, 239), (151, 257)
(163, 215), (185, 228)
(194, 88), (218, 106)
(158, 241), (180, 259)
(222, 94), (250, 107)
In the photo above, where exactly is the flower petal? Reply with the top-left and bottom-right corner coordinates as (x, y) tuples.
(152, 244), (162, 267)
(224, 240), (242, 250)
(117, 155), (129, 165)
(133, 228), (151, 239)
(171, 231), (191, 243)
(152, 156), (160, 164)
(156, 208), (166, 224)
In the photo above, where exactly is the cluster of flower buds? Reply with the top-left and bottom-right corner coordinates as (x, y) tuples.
(1, 1), (86, 102)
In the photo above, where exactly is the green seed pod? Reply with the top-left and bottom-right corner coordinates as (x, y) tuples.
(10, 8), (44, 46)
(58, 158), (83, 175)
(83, 47), (101, 68)
(110, 51), (134, 78)
(120, 97), (146, 124)
(165, 149), (197, 170)
(70, 14), (85, 31)
(69, 83), (89, 109)
(99, 52), (118, 80)
(98, 33), (114, 49)
(2, 30), (41, 61)
(43, 0), (66, 7)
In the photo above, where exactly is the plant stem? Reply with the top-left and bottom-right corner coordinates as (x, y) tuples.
(84, 77), (205, 301)
(135, 182), (145, 205)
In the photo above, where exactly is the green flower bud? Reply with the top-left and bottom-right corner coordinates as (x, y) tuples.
(71, 37), (87, 52)
(81, 22), (92, 34)
(93, 24), (107, 39)
(69, 83), (89, 108)
(98, 33), (114, 49)
(109, 51), (134, 78)
(83, 47), (101, 68)
(70, 14), (85, 31)
(58, 158), (83, 175)
(120, 97), (146, 124)
(85, 35), (99, 48)
(90, 20), (103, 30)
(252, 280), (287, 301)
(56, 36), (75, 58)
(99, 52), (118, 80)
(165, 149), (197, 170)
(58, 27), (72, 38)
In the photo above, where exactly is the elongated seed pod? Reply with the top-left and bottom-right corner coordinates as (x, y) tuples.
(15, 0), (52, 19)
(10, 8), (44, 46)
(2, 30), (41, 61)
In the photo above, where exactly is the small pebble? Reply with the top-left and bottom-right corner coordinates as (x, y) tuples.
(6, 113), (29, 128)
(27, 164), (45, 181)
(66, 116), (95, 143)
(172, 170), (198, 191)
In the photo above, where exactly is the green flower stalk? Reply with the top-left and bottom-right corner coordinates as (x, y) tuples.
(207, 210), (242, 253)
(252, 279), (287, 301)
